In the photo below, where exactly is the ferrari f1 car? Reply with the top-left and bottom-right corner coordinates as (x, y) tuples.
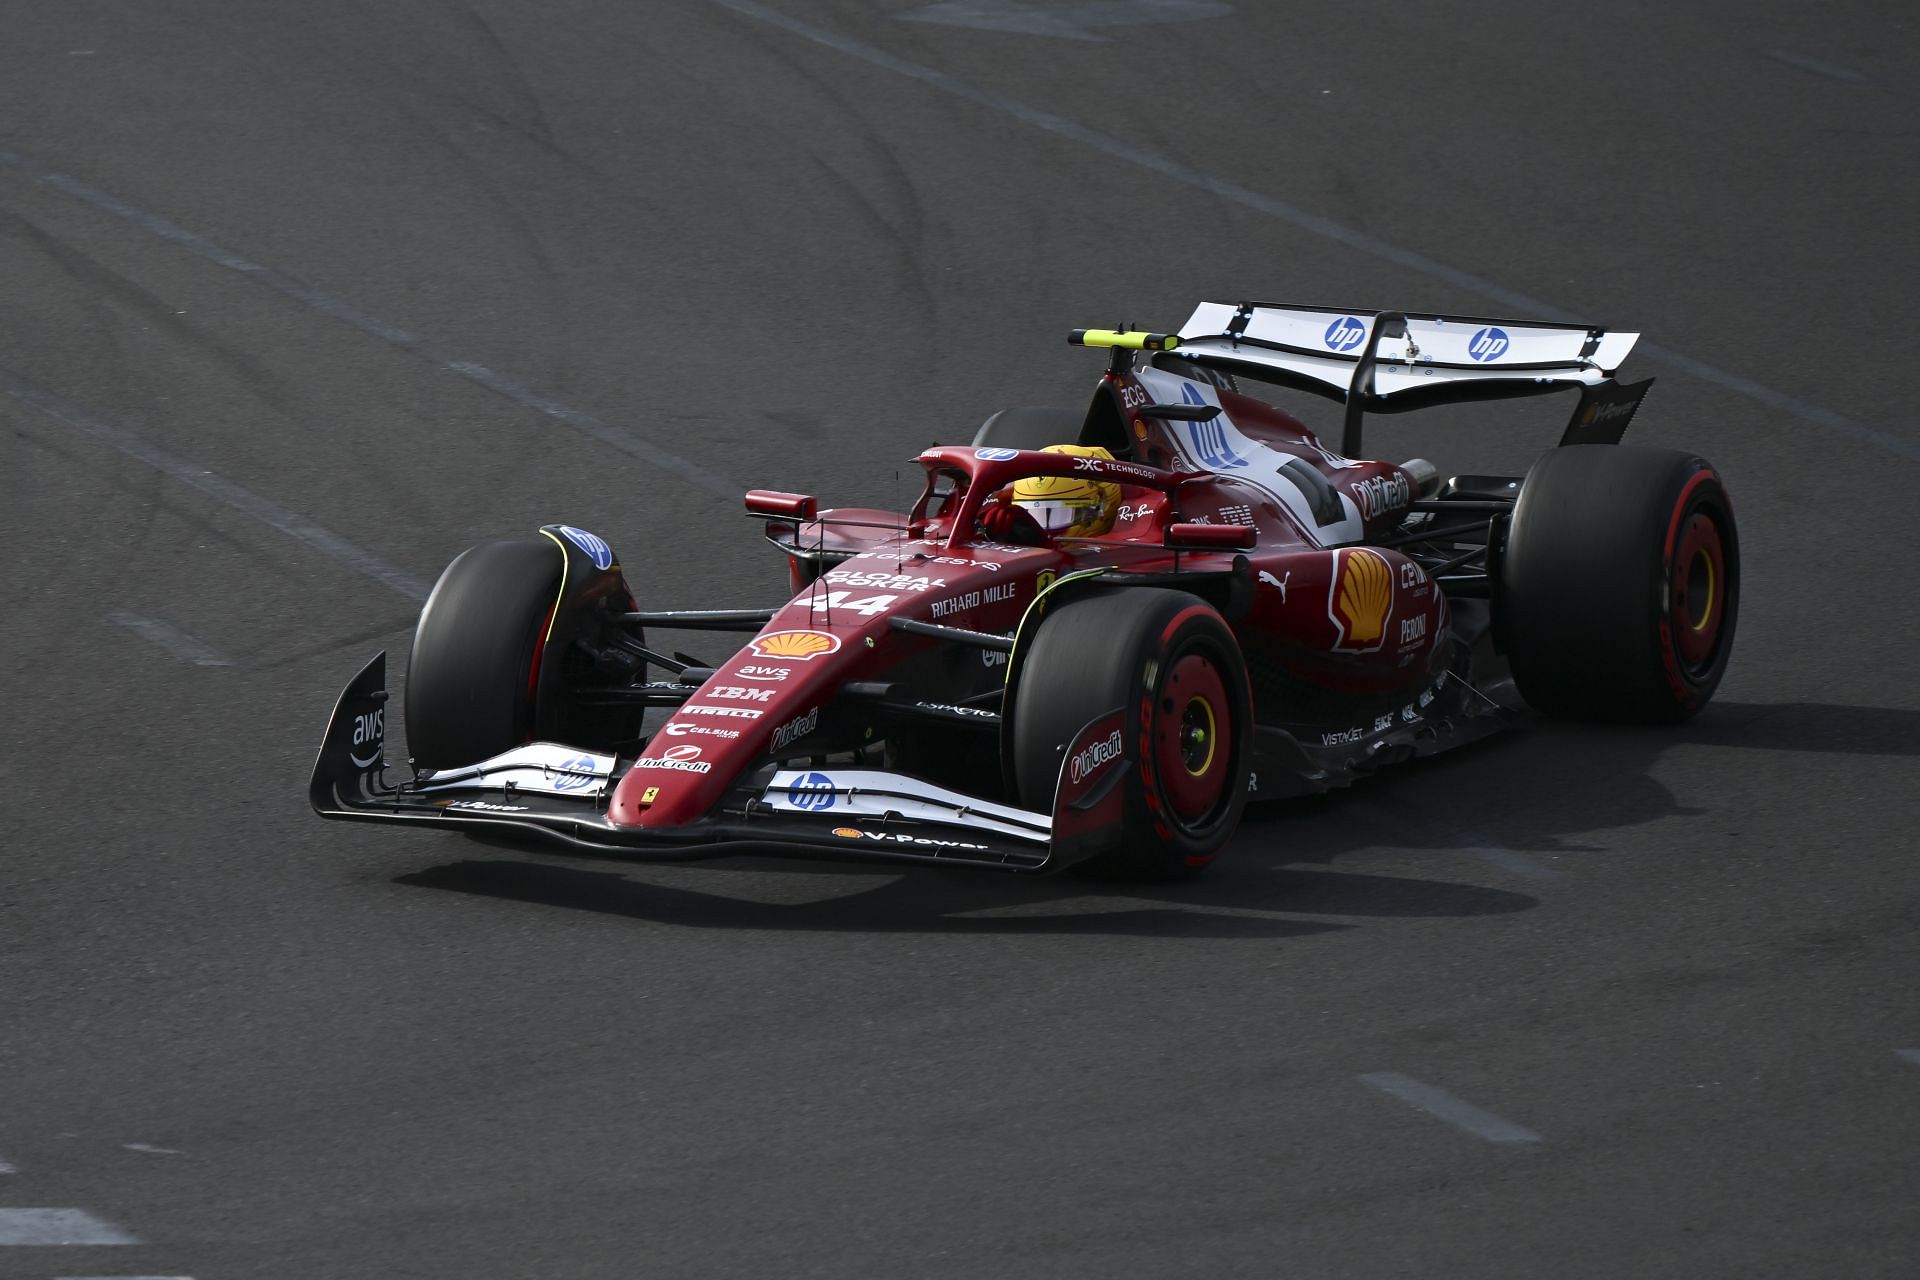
(311, 300), (1738, 876)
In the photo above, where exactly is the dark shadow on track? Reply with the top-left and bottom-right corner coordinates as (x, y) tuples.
(1680, 701), (1920, 756)
(395, 857), (1537, 936)
(1232, 700), (1920, 866)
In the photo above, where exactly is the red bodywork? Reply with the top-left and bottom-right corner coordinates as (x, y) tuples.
(608, 369), (1451, 831)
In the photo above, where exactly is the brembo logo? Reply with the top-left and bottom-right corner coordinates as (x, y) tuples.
(1069, 730), (1124, 784)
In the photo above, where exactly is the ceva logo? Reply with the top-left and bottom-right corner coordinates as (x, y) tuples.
(1468, 327), (1510, 362)
(1323, 316), (1367, 352)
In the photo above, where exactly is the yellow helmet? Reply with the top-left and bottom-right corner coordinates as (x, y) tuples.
(1011, 445), (1121, 538)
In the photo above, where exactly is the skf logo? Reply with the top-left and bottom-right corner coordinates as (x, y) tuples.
(1467, 326), (1509, 362)
(1328, 548), (1394, 652)
(1324, 315), (1367, 352)
(749, 630), (841, 661)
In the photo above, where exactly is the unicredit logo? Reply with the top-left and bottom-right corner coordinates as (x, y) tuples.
(1069, 730), (1123, 784)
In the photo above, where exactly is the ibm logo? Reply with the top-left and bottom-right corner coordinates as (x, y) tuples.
(1323, 315), (1367, 352)
(1467, 327), (1510, 362)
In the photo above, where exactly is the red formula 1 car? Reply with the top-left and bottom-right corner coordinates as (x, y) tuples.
(311, 300), (1738, 876)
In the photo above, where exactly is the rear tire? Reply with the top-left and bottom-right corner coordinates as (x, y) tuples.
(1012, 589), (1251, 877)
(1499, 445), (1738, 722)
(405, 539), (561, 768)
(973, 406), (1083, 451)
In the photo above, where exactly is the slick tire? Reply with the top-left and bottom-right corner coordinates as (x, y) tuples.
(1499, 445), (1738, 722)
(405, 538), (561, 769)
(1013, 588), (1252, 878)
(973, 406), (1084, 451)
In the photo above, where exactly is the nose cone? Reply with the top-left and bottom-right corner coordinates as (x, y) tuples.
(606, 547), (1047, 829)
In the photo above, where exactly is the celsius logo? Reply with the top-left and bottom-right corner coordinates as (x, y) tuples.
(557, 525), (614, 570)
(552, 754), (601, 791)
(1324, 315), (1367, 352)
(974, 447), (1020, 462)
(1069, 730), (1124, 784)
(788, 772), (836, 811)
(1467, 327), (1509, 362)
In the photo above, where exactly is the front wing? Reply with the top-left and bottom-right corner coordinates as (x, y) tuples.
(309, 653), (1128, 874)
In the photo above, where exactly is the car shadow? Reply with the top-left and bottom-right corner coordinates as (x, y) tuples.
(1678, 701), (1920, 757)
(395, 852), (1537, 938)
(1233, 699), (1920, 867)
(391, 698), (1917, 935)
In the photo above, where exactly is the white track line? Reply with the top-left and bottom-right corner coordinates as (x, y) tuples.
(0, 148), (740, 501)
(706, 0), (1917, 465)
(0, 1209), (139, 1246)
(0, 369), (429, 602)
(0, 1155), (14, 1174)
(1360, 1072), (1543, 1144)
(1763, 49), (1866, 82)
(105, 612), (235, 668)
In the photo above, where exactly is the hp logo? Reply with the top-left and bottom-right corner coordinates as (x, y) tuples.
(1467, 327), (1510, 362)
(974, 447), (1019, 462)
(788, 772), (837, 811)
(553, 755), (600, 791)
(557, 526), (614, 571)
(1181, 383), (1244, 469)
(1323, 316), (1367, 352)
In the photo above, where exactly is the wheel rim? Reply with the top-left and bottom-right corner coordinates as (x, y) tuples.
(1156, 651), (1232, 821)
(1670, 511), (1727, 673)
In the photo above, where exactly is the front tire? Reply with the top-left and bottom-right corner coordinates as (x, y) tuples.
(405, 539), (561, 769)
(1499, 444), (1738, 722)
(1012, 589), (1252, 877)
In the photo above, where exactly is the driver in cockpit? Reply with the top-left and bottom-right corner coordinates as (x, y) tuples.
(976, 444), (1121, 547)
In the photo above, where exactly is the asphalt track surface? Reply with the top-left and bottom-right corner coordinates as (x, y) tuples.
(1, 2), (1915, 1276)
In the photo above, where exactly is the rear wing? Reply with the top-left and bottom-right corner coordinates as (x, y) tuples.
(1160, 301), (1650, 455)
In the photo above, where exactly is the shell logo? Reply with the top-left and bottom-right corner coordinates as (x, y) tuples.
(749, 630), (842, 661)
(832, 827), (864, 839)
(1329, 548), (1393, 652)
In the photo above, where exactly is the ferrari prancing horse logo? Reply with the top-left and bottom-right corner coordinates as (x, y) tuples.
(1328, 548), (1393, 652)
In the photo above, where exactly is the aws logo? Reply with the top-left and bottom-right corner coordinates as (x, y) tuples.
(349, 708), (384, 769)
(1328, 548), (1394, 652)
